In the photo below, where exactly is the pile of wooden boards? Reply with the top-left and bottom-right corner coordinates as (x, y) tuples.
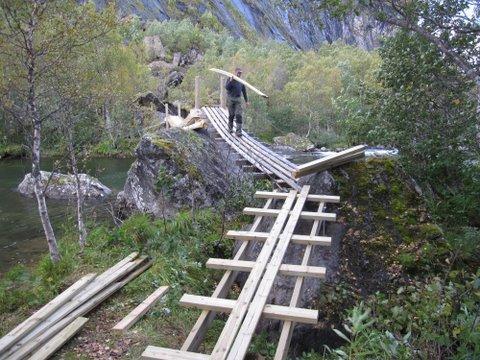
(292, 145), (366, 179)
(0, 252), (151, 360)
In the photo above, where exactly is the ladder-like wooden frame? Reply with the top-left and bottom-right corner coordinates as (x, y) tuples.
(142, 186), (339, 360)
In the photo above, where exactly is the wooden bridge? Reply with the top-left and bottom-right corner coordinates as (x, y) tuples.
(143, 185), (340, 360)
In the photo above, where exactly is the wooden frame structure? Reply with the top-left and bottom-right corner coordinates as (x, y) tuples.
(142, 186), (339, 360)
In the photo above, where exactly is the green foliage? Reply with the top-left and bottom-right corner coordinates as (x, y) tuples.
(172, 39), (379, 146)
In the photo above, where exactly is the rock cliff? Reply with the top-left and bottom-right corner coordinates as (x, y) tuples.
(93, 0), (390, 50)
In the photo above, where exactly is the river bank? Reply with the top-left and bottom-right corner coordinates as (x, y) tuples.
(0, 157), (133, 274)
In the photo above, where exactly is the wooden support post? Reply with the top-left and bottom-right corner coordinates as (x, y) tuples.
(176, 101), (181, 117)
(194, 76), (200, 109)
(165, 103), (169, 129)
(220, 76), (226, 109)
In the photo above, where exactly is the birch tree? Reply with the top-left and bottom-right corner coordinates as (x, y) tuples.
(0, 0), (115, 261)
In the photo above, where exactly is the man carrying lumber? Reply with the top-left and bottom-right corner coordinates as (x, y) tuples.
(226, 67), (249, 137)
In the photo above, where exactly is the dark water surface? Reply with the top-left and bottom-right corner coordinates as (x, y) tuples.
(0, 157), (133, 275)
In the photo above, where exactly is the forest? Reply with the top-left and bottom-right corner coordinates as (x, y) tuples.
(0, 0), (478, 359)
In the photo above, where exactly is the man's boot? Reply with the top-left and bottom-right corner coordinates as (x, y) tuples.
(228, 115), (234, 133)
(235, 115), (243, 137)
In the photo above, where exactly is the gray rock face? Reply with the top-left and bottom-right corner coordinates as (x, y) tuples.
(17, 171), (112, 200)
(116, 129), (238, 218)
(273, 132), (315, 152)
(94, 0), (391, 50)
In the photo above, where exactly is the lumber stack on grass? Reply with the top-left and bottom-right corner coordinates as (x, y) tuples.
(292, 145), (366, 179)
(0, 253), (151, 360)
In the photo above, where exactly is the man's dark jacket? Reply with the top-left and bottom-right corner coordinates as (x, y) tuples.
(225, 78), (248, 102)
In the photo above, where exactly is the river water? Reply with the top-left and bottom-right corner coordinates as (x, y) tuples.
(0, 157), (133, 275)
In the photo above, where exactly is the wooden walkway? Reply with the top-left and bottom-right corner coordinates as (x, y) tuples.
(142, 186), (339, 360)
(203, 106), (301, 190)
(203, 106), (366, 190)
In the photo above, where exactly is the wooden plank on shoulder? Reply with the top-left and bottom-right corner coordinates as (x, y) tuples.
(29, 317), (88, 360)
(113, 286), (169, 331)
(209, 68), (268, 98)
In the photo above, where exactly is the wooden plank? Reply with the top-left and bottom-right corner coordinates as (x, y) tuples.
(5, 258), (151, 360)
(225, 230), (331, 246)
(206, 107), (298, 187)
(204, 107), (273, 180)
(180, 295), (318, 324)
(29, 317), (88, 360)
(242, 207), (336, 221)
(142, 346), (209, 360)
(210, 68), (268, 98)
(226, 186), (311, 360)
(254, 191), (340, 203)
(113, 286), (169, 331)
(217, 107), (297, 172)
(206, 258), (254, 272)
(181, 198), (274, 352)
(206, 259), (326, 279)
(210, 107), (295, 179)
(212, 107), (297, 173)
(210, 190), (298, 359)
(274, 201), (326, 360)
(0, 273), (95, 354)
(293, 145), (366, 178)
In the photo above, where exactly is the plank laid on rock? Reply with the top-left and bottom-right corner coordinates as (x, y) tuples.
(242, 207), (336, 221)
(274, 201), (326, 360)
(254, 191), (340, 203)
(226, 186), (311, 360)
(210, 190), (298, 359)
(0, 273), (95, 355)
(206, 258), (326, 279)
(292, 145), (366, 179)
(113, 286), (169, 331)
(225, 230), (331, 246)
(29, 317), (88, 360)
(179, 295), (318, 324)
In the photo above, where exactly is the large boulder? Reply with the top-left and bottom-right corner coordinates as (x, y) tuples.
(116, 129), (242, 218)
(273, 132), (315, 152)
(143, 35), (166, 62)
(17, 171), (111, 200)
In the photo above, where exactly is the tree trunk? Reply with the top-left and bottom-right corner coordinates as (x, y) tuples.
(103, 101), (115, 144)
(27, 19), (60, 262)
(68, 133), (87, 248)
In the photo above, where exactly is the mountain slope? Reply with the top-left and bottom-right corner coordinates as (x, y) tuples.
(94, 0), (390, 50)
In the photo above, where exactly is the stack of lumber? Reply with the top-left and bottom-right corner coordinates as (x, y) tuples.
(166, 109), (208, 131)
(292, 145), (366, 179)
(0, 252), (151, 360)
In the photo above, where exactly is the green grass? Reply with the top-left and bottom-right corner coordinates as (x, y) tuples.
(0, 209), (249, 357)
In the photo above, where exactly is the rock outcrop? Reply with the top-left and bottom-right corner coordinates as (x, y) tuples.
(17, 171), (112, 200)
(99, 0), (390, 50)
(116, 128), (243, 218)
(273, 132), (315, 152)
